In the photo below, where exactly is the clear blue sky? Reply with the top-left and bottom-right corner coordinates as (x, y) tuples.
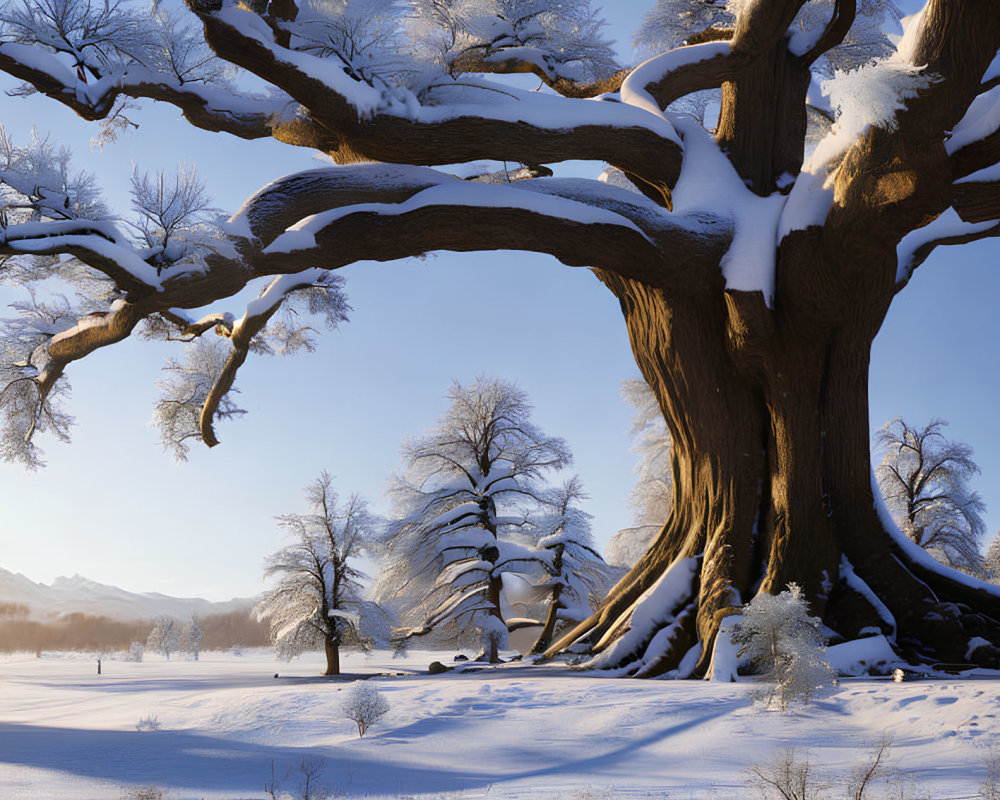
(0, 0), (996, 601)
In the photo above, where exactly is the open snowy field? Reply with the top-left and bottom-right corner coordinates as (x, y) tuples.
(1, 648), (998, 800)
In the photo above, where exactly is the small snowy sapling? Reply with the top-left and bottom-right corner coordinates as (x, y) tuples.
(125, 641), (144, 662)
(145, 617), (179, 660)
(732, 583), (835, 708)
(177, 614), (204, 660)
(340, 681), (389, 738)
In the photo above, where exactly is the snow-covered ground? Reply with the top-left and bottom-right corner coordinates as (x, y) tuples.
(1, 648), (997, 799)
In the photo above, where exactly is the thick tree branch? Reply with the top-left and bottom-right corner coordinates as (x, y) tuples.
(952, 174), (1000, 223)
(0, 43), (337, 149)
(240, 168), (729, 287)
(28, 299), (151, 415)
(0, 219), (159, 295)
(199, 270), (325, 446)
(827, 0), (1000, 267)
(730, 0), (810, 58)
(188, 4), (684, 191)
(798, 0), (856, 66)
(948, 86), (1000, 181)
(622, 41), (745, 115)
(449, 49), (628, 99)
(895, 210), (1000, 290)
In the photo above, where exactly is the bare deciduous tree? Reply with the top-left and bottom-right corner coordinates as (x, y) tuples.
(876, 418), (987, 575)
(1, 0), (999, 675)
(145, 616), (178, 659)
(256, 472), (386, 675)
(605, 378), (673, 568)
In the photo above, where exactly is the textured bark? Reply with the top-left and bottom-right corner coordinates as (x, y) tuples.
(545, 234), (1000, 676)
(529, 588), (565, 657)
(324, 638), (341, 676)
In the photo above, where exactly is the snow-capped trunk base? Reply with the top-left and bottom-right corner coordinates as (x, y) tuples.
(547, 263), (1000, 677)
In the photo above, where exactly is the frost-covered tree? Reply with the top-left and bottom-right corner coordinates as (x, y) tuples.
(340, 680), (389, 738)
(876, 418), (987, 575)
(986, 534), (1000, 585)
(178, 614), (204, 660)
(374, 376), (570, 663)
(605, 378), (673, 568)
(731, 583), (835, 708)
(255, 472), (386, 675)
(2, 0), (1000, 676)
(125, 640), (144, 661)
(146, 616), (179, 659)
(524, 476), (616, 654)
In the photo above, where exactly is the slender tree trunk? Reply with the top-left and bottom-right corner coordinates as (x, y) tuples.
(324, 637), (340, 676)
(529, 584), (565, 656)
(486, 573), (503, 664)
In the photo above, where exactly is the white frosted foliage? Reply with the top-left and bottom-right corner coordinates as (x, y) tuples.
(815, 58), (936, 166)
(340, 681), (390, 737)
(732, 583), (835, 708)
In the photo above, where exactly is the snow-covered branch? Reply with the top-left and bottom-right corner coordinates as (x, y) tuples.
(448, 49), (626, 99)
(621, 41), (742, 116)
(0, 40), (319, 145)
(187, 1), (684, 184)
(824, 0), (1000, 272)
(247, 166), (726, 285)
(895, 209), (1000, 287)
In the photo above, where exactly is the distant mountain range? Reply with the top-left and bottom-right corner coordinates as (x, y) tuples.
(0, 567), (256, 621)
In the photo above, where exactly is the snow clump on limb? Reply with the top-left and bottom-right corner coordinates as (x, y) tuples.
(341, 681), (390, 737)
(731, 583), (836, 709)
(812, 57), (937, 166)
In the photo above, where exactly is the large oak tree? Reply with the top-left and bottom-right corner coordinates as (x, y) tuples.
(1, 0), (999, 677)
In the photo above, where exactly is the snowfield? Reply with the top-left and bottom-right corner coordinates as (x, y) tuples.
(1, 648), (998, 799)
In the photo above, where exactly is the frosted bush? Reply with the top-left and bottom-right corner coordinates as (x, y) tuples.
(982, 744), (1000, 800)
(341, 681), (390, 738)
(135, 714), (161, 732)
(125, 641), (144, 662)
(119, 787), (168, 800)
(732, 583), (835, 708)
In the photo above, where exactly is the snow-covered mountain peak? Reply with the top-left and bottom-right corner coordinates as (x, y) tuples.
(0, 568), (255, 621)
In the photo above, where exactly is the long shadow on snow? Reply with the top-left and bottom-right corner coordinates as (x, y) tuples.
(0, 722), (478, 795)
(379, 691), (746, 787)
(29, 672), (379, 694)
(0, 691), (746, 795)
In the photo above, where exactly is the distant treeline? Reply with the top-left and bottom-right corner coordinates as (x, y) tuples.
(0, 608), (270, 653)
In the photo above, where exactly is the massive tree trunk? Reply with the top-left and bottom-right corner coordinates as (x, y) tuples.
(539, 0), (1000, 679)
(545, 241), (1000, 677)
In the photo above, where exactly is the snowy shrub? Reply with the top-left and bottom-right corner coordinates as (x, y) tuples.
(264, 757), (329, 800)
(747, 748), (826, 800)
(732, 583), (835, 708)
(119, 787), (168, 800)
(135, 714), (161, 732)
(747, 735), (928, 800)
(982, 745), (1000, 800)
(125, 641), (144, 662)
(560, 787), (618, 800)
(340, 681), (389, 738)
